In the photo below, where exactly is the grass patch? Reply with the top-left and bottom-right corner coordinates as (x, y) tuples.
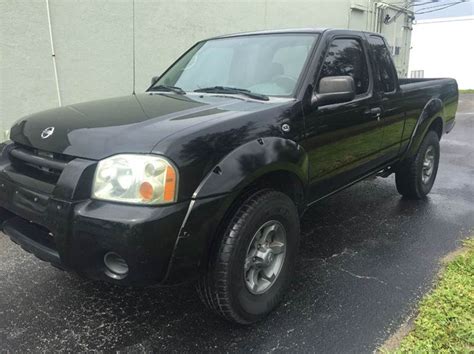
(459, 89), (474, 94)
(394, 238), (474, 353)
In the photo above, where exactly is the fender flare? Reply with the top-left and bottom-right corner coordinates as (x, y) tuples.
(162, 137), (309, 284)
(193, 137), (309, 199)
(403, 98), (444, 160)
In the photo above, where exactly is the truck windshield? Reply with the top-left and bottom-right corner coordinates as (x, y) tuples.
(151, 34), (318, 97)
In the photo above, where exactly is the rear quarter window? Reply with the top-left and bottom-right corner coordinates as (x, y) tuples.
(368, 36), (396, 93)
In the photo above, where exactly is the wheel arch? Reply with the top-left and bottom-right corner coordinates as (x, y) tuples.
(193, 137), (309, 204)
(162, 138), (309, 284)
(428, 116), (443, 140)
(403, 98), (445, 160)
(195, 136), (309, 251)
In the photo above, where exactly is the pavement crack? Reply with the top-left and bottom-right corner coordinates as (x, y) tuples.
(328, 248), (357, 259)
(334, 266), (388, 285)
(300, 248), (357, 263)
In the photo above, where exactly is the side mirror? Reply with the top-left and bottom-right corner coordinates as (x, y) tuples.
(151, 76), (159, 86)
(312, 76), (356, 106)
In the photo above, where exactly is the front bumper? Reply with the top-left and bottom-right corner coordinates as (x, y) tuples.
(0, 143), (190, 286)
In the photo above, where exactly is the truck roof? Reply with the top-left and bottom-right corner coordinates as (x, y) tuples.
(207, 28), (383, 41)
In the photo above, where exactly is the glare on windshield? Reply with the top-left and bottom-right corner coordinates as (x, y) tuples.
(153, 34), (318, 97)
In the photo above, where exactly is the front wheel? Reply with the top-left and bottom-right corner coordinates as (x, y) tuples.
(395, 130), (440, 199)
(197, 189), (300, 324)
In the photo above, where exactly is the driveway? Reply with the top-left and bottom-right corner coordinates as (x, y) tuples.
(1, 94), (473, 352)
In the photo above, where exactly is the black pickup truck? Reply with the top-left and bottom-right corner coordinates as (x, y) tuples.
(0, 29), (458, 324)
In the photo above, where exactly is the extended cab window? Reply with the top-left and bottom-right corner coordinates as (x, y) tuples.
(318, 38), (369, 95)
(368, 36), (396, 93)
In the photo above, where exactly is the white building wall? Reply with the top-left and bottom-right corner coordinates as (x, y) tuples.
(0, 0), (412, 132)
(409, 16), (474, 89)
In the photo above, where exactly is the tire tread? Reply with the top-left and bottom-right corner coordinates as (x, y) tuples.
(197, 189), (291, 324)
(395, 130), (439, 199)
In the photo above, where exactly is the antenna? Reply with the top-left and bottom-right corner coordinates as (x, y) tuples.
(132, 0), (136, 95)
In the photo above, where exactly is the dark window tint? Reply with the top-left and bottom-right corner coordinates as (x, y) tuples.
(368, 36), (396, 92)
(319, 38), (369, 95)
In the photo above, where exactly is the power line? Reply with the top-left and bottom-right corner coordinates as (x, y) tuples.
(381, 0), (470, 25)
(415, 1), (466, 14)
(390, 0), (471, 8)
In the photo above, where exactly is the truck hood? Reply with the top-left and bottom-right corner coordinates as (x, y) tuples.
(10, 93), (261, 160)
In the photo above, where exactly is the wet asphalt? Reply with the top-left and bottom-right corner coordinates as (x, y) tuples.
(1, 95), (473, 352)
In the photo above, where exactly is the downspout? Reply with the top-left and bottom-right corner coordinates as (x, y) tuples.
(373, 2), (379, 32)
(392, 13), (398, 56)
(375, 3), (382, 32)
(45, 0), (61, 106)
(132, 0), (136, 95)
(366, 0), (372, 31)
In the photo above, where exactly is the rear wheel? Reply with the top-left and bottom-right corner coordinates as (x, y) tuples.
(197, 189), (300, 324)
(395, 130), (440, 199)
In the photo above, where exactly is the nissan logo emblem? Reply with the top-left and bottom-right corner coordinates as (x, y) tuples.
(41, 127), (55, 139)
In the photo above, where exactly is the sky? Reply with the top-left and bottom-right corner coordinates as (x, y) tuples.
(414, 0), (474, 20)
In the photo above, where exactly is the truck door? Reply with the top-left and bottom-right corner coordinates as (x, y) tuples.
(367, 35), (406, 161)
(302, 35), (385, 201)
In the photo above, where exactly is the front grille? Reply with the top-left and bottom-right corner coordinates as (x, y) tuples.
(9, 144), (74, 184)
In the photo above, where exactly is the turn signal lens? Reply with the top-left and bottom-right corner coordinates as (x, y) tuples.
(139, 181), (154, 201)
(163, 166), (177, 202)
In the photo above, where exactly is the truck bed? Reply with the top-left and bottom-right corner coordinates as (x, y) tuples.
(399, 77), (458, 91)
(398, 77), (458, 137)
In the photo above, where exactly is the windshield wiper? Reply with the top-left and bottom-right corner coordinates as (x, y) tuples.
(194, 86), (269, 101)
(149, 84), (186, 95)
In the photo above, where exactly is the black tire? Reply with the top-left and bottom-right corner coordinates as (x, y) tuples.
(197, 189), (300, 324)
(395, 130), (440, 199)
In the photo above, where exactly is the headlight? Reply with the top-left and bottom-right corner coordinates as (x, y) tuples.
(92, 154), (178, 205)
